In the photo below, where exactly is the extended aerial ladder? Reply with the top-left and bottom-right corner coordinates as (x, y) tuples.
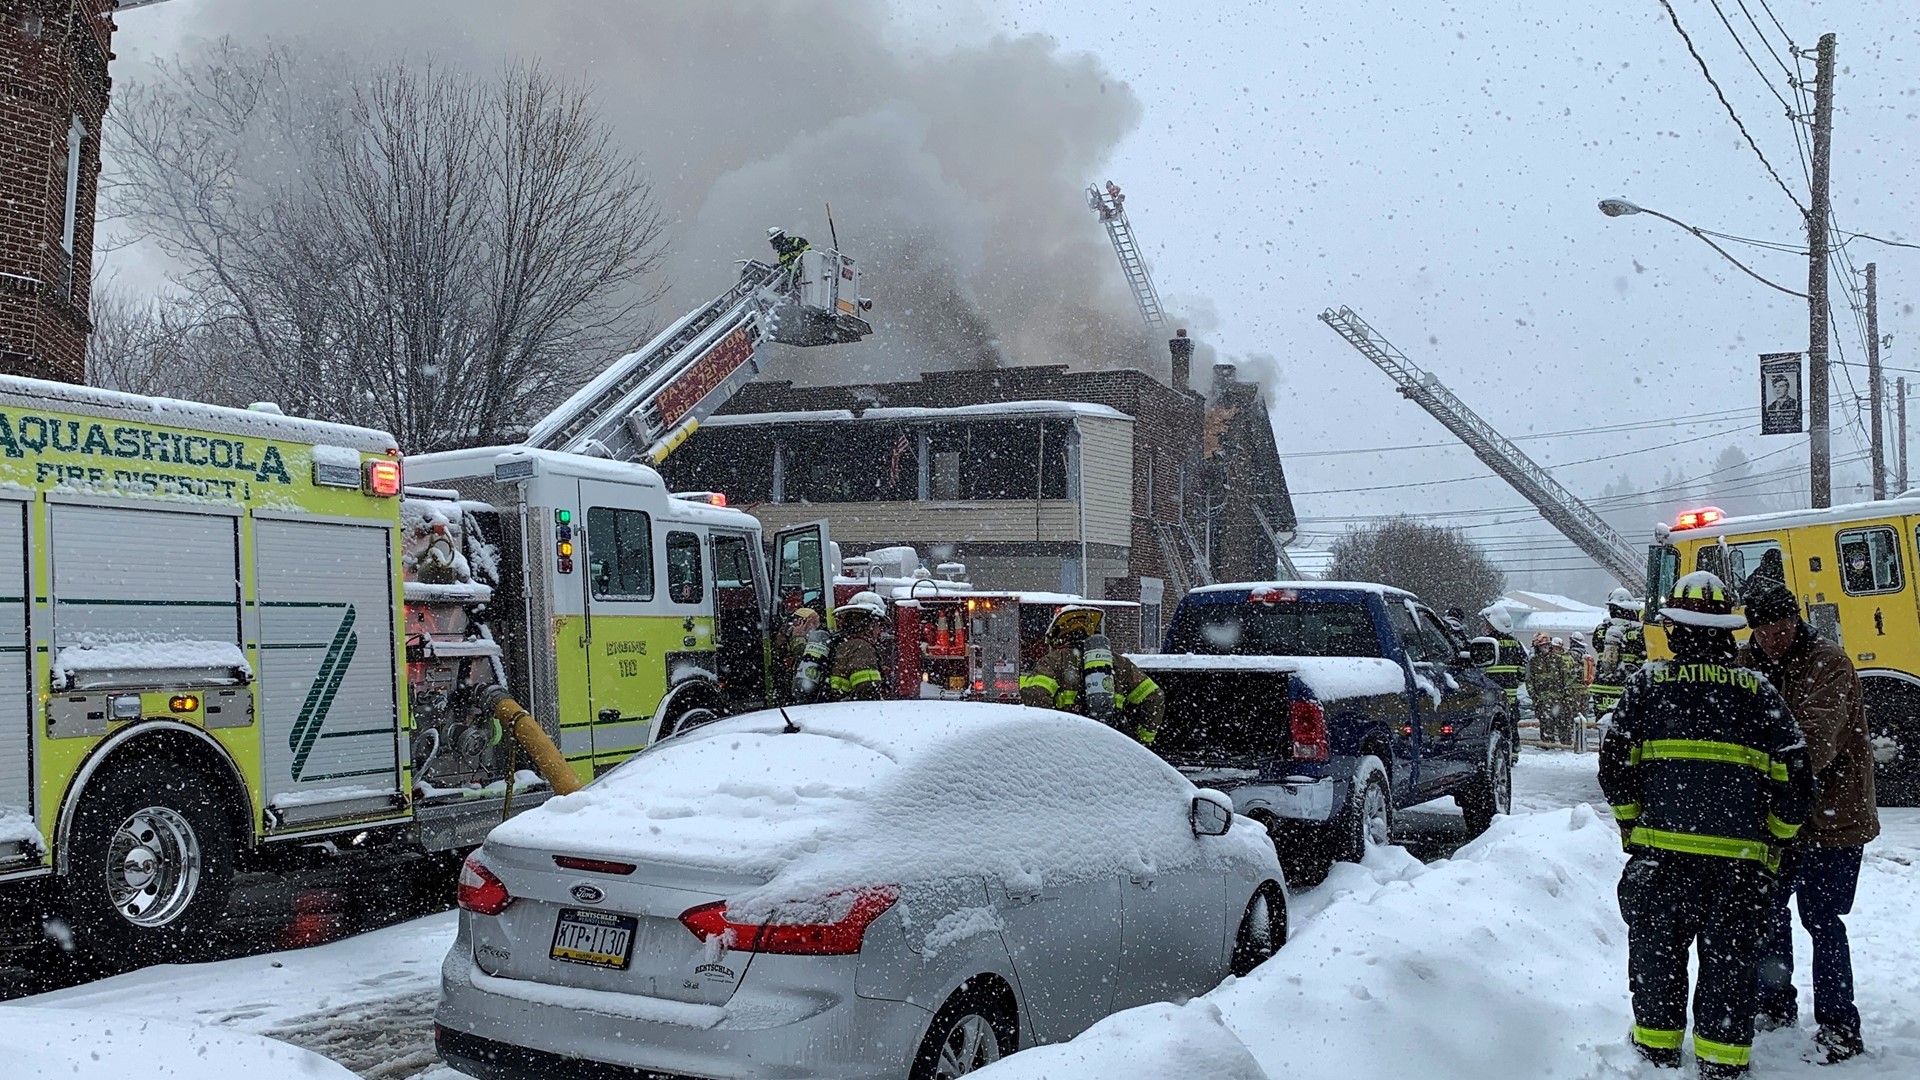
(1317, 306), (1645, 589)
(526, 248), (873, 464)
(1088, 181), (1168, 330)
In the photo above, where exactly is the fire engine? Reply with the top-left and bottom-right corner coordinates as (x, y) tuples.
(1647, 499), (1920, 806)
(827, 547), (1138, 703)
(0, 242), (865, 959)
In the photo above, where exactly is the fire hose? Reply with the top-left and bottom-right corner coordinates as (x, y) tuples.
(478, 687), (583, 814)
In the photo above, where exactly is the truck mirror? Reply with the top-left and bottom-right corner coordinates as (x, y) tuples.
(1467, 638), (1499, 667)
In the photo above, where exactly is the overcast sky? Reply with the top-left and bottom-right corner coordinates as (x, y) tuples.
(111, 1), (1920, 599)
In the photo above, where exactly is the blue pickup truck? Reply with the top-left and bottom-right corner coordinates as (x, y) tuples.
(1129, 581), (1515, 884)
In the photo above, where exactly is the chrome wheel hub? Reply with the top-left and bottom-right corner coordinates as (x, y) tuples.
(1363, 782), (1390, 847)
(935, 1013), (1002, 1077)
(1492, 748), (1512, 814)
(106, 806), (202, 928)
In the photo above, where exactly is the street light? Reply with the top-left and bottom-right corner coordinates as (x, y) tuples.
(1595, 198), (1806, 299)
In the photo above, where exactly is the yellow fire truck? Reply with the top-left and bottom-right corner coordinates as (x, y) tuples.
(0, 241), (867, 960)
(1645, 499), (1920, 805)
(0, 385), (832, 961)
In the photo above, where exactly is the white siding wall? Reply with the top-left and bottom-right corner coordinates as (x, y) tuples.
(1077, 414), (1134, 549)
(752, 500), (1082, 543)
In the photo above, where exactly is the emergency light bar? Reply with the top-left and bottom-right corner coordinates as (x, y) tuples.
(364, 459), (404, 497)
(1672, 507), (1725, 530)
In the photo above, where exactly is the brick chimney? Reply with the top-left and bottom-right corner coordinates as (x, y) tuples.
(1168, 328), (1194, 392)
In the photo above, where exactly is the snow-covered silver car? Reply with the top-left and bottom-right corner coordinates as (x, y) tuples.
(434, 701), (1287, 1080)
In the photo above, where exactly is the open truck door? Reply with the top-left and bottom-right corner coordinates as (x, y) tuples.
(772, 520), (834, 627)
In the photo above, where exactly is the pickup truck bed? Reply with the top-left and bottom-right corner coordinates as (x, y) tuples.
(1133, 582), (1515, 883)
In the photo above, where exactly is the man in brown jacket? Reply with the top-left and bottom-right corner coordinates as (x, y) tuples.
(1739, 584), (1879, 1063)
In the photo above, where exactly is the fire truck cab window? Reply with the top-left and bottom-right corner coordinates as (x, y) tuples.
(667, 531), (705, 604)
(1726, 540), (1785, 599)
(586, 507), (654, 601)
(1837, 527), (1902, 596)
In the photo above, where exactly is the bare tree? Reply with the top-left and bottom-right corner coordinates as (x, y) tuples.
(1326, 516), (1507, 615)
(84, 274), (210, 398)
(104, 43), (668, 449)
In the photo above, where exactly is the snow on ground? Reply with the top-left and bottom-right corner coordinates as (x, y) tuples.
(983, 751), (1920, 1080)
(13, 912), (456, 1078)
(2, 1005), (360, 1079)
(11, 750), (1916, 1080)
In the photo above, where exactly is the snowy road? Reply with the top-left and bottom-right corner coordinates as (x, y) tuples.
(10, 750), (1915, 1079)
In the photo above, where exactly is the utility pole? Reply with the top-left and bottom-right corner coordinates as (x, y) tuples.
(1868, 262), (1885, 498)
(1807, 32), (1837, 508)
(1899, 378), (1910, 496)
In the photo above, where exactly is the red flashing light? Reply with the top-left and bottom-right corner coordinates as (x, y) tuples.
(553, 855), (636, 876)
(1251, 586), (1300, 604)
(1672, 506), (1726, 530)
(457, 855), (512, 915)
(364, 459), (403, 497)
(710, 492), (727, 507)
(679, 887), (899, 955)
(1289, 699), (1329, 762)
(1441, 724), (1456, 736)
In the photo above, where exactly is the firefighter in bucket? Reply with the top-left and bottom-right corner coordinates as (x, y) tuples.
(1020, 606), (1164, 744)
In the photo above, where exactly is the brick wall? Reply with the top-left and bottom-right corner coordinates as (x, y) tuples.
(0, 0), (115, 384)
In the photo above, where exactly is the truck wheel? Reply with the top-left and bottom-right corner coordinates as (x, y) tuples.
(1460, 731), (1512, 837)
(1332, 756), (1392, 865)
(62, 755), (237, 964)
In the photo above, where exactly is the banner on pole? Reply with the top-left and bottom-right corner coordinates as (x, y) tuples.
(1761, 352), (1803, 435)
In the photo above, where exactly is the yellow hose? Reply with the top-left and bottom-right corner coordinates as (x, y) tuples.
(491, 695), (584, 796)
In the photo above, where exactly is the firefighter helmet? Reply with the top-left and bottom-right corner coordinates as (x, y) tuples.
(1606, 587), (1641, 618)
(1532, 632), (1553, 649)
(1658, 571), (1745, 629)
(834, 591), (887, 627)
(1482, 604), (1514, 636)
(1046, 606), (1104, 644)
(767, 226), (786, 238)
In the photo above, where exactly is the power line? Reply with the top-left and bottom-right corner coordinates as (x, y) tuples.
(1839, 232), (1920, 253)
(1734, 0), (1798, 80)
(1281, 408), (1754, 460)
(1708, 0), (1797, 116)
(1656, 0), (1808, 215)
(1288, 425), (1751, 496)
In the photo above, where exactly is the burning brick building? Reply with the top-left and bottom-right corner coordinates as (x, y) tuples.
(663, 335), (1298, 648)
(0, 0), (119, 383)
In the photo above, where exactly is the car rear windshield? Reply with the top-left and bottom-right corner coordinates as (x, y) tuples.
(1166, 599), (1380, 657)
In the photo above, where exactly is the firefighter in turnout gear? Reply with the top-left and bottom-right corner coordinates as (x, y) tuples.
(1598, 571), (1814, 1078)
(1020, 606), (1164, 744)
(1479, 604), (1528, 713)
(826, 592), (888, 701)
(768, 226), (811, 269)
(1590, 587), (1648, 720)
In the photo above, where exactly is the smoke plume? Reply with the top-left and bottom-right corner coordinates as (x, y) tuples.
(158, 0), (1166, 383)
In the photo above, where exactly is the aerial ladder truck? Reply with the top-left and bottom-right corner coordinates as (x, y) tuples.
(1089, 181), (1299, 584)
(525, 247), (873, 465)
(1318, 306), (1645, 589)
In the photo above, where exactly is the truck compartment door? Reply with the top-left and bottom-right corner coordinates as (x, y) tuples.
(254, 519), (404, 825)
(0, 498), (30, 867)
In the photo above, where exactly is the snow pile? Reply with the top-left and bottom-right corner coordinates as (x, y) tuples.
(53, 639), (250, 687)
(1131, 654), (1407, 701)
(488, 702), (1276, 915)
(979, 806), (1632, 1080)
(0, 1006), (359, 1079)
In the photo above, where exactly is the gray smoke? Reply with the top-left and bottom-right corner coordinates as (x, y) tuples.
(160, 0), (1166, 383)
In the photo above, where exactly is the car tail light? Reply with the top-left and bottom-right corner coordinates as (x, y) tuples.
(679, 886), (899, 955)
(553, 855), (637, 875)
(457, 855), (513, 915)
(1290, 699), (1329, 762)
